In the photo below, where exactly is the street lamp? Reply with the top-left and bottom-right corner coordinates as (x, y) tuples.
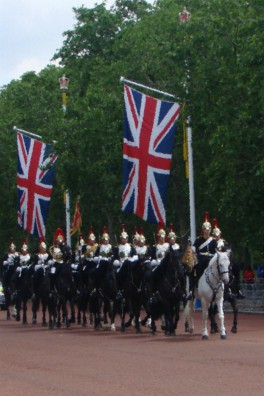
(59, 74), (71, 247)
(179, 6), (196, 244)
(59, 74), (69, 113)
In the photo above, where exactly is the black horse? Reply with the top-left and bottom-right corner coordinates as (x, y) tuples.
(55, 263), (77, 328)
(146, 249), (183, 336)
(1, 259), (19, 320)
(31, 265), (57, 329)
(12, 265), (33, 324)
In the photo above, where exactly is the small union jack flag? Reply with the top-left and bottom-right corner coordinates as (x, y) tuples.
(122, 85), (181, 224)
(17, 132), (58, 238)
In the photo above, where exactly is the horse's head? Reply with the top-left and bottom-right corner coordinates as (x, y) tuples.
(216, 251), (230, 285)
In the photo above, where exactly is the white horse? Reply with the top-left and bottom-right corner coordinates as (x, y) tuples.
(184, 251), (230, 339)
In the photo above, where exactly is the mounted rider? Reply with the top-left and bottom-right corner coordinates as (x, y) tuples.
(167, 223), (187, 301)
(82, 226), (99, 282)
(151, 223), (170, 294)
(113, 224), (137, 291)
(2, 238), (20, 272)
(33, 238), (51, 271)
(187, 212), (217, 299)
(134, 227), (152, 292)
(212, 218), (244, 299)
(93, 226), (115, 291)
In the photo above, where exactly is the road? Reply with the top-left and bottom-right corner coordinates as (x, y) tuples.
(0, 308), (264, 396)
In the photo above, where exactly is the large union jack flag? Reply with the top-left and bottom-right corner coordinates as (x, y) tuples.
(122, 85), (181, 224)
(17, 132), (58, 238)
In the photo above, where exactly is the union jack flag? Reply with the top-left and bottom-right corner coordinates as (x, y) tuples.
(122, 85), (181, 224)
(17, 132), (58, 238)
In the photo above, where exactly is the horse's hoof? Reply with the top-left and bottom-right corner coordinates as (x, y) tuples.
(82, 322), (87, 328)
(136, 328), (142, 334)
(16, 315), (20, 322)
(42, 321), (48, 327)
(231, 327), (237, 334)
(32, 319), (37, 325)
(220, 334), (227, 340)
(202, 335), (209, 340)
(111, 324), (116, 332)
(165, 331), (176, 337)
(23, 320), (28, 325)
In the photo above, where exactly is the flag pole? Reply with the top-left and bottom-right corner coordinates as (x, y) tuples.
(120, 76), (177, 100)
(179, 7), (196, 243)
(13, 126), (42, 140)
(59, 74), (71, 248)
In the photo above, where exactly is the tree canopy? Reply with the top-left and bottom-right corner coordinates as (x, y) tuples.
(0, 0), (263, 264)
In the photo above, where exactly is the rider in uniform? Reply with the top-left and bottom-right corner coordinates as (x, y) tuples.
(113, 224), (137, 292)
(135, 227), (152, 292)
(167, 224), (187, 301)
(2, 238), (20, 317)
(187, 212), (217, 299)
(32, 238), (51, 297)
(93, 226), (114, 292)
(2, 238), (20, 275)
(82, 227), (99, 288)
(212, 218), (244, 299)
(151, 223), (170, 294)
(48, 228), (65, 291)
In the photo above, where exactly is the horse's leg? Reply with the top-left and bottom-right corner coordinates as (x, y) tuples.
(15, 293), (21, 322)
(48, 292), (56, 329)
(4, 290), (11, 320)
(201, 298), (210, 339)
(22, 299), (28, 325)
(69, 298), (76, 324)
(41, 297), (48, 327)
(109, 299), (117, 332)
(173, 301), (181, 333)
(216, 297), (227, 339)
(209, 303), (219, 334)
(183, 300), (194, 333)
(56, 300), (62, 328)
(231, 299), (238, 334)
(120, 297), (127, 332)
(32, 294), (39, 324)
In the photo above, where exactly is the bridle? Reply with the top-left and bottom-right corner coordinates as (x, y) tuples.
(205, 253), (229, 297)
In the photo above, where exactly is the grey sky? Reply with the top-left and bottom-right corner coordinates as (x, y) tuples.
(0, 0), (113, 88)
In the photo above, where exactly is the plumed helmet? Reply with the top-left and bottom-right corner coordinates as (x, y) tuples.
(138, 227), (146, 243)
(133, 226), (140, 242)
(156, 222), (166, 238)
(87, 226), (96, 242)
(202, 212), (211, 231)
(39, 237), (47, 250)
(21, 239), (28, 252)
(78, 233), (85, 246)
(212, 218), (221, 237)
(120, 224), (128, 239)
(9, 237), (16, 251)
(54, 228), (65, 244)
(168, 223), (177, 240)
(101, 225), (110, 242)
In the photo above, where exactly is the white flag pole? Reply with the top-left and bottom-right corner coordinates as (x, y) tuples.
(179, 7), (196, 243)
(120, 76), (177, 100)
(59, 74), (71, 248)
(13, 126), (42, 140)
